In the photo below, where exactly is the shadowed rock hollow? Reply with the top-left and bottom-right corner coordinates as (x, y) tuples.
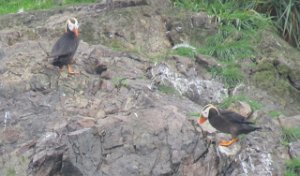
(0, 0), (298, 176)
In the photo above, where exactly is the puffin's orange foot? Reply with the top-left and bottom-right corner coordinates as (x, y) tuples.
(219, 138), (238, 147)
(67, 64), (77, 75)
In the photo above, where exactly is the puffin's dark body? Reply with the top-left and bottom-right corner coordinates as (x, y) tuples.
(208, 108), (260, 137)
(50, 28), (79, 68)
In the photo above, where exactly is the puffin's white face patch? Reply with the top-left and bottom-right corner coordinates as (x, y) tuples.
(201, 107), (210, 118)
(201, 104), (217, 118)
(67, 18), (79, 31)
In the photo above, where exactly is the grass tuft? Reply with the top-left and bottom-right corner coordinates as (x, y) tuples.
(0, 0), (97, 15)
(173, 0), (300, 49)
(173, 47), (196, 58)
(5, 168), (16, 176)
(281, 127), (300, 144)
(173, 0), (270, 61)
(209, 62), (244, 88)
(284, 158), (300, 176)
(158, 85), (178, 95)
(268, 110), (282, 119)
(219, 95), (262, 110)
(172, 0), (271, 88)
(187, 112), (200, 118)
(112, 77), (128, 89)
(256, 0), (300, 48)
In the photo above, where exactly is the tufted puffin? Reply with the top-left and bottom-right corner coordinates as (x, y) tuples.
(198, 104), (261, 147)
(49, 17), (79, 75)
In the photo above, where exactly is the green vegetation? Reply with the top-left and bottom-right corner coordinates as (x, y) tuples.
(284, 158), (300, 176)
(172, 0), (300, 90)
(173, 0), (300, 49)
(256, 0), (300, 48)
(5, 168), (16, 176)
(209, 62), (244, 88)
(187, 112), (200, 118)
(173, 0), (270, 61)
(281, 127), (300, 145)
(268, 110), (282, 119)
(158, 85), (178, 95)
(172, 0), (271, 88)
(112, 77), (128, 89)
(173, 47), (196, 58)
(148, 54), (168, 64)
(219, 95), (262, 110)
(0, 0), (97, 15)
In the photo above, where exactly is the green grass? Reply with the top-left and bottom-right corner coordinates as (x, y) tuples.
(0, 0), (97, 15)
(256, 0), (300, 48)
(268, 110), (282, 119)
(5, 168), (16, 176)
(281, 127), (300, 144)
(218, 95), (262, 110)
(158, 85), (178, 95)
(209, 62), (244, 88)
(197, 25), (256, 62)
(172, 0), (271, 88)
(112, 77), (128, 89)
(173, 0), (270, 61)
(173, 0), (300, 49)
(187, 112), (200, 118)
(172, 47), (196, 58)
(284, 158), (300, 176)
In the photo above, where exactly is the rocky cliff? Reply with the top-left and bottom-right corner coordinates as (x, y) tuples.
(0, 1), (299, 176)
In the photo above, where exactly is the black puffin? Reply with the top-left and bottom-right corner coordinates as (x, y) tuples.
(49, 17), (79, 75)
(198, 104), (261, 147)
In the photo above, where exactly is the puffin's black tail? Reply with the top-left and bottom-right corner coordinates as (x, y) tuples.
(241, 125), (262, 134)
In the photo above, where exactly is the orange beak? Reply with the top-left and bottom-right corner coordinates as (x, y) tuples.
(73, 28), (78, 37)
(197, 116), (207, 124)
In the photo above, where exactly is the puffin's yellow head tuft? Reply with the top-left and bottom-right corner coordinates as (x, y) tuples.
(202, 104), (218, 117)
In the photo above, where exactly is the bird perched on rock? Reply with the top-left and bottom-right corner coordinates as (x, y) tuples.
(48, 17), (79, 75)
(198, 104), (261, 147)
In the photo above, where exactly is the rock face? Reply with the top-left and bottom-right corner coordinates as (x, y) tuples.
(252, 31), (300, 112)
(0, 1), (296, 176)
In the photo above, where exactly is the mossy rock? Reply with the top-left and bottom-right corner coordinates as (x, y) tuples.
(276, 63), (290, 76)
(251, 59), (298, 105)
(256, 59), (274, 71)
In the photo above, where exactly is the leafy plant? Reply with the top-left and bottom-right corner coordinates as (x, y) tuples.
(219, 95), (262, 110)
(284, 158), (300, 176)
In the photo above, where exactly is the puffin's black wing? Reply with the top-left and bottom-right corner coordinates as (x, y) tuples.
(220, 110), (254, 125)
(49, 33), (79, 58)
